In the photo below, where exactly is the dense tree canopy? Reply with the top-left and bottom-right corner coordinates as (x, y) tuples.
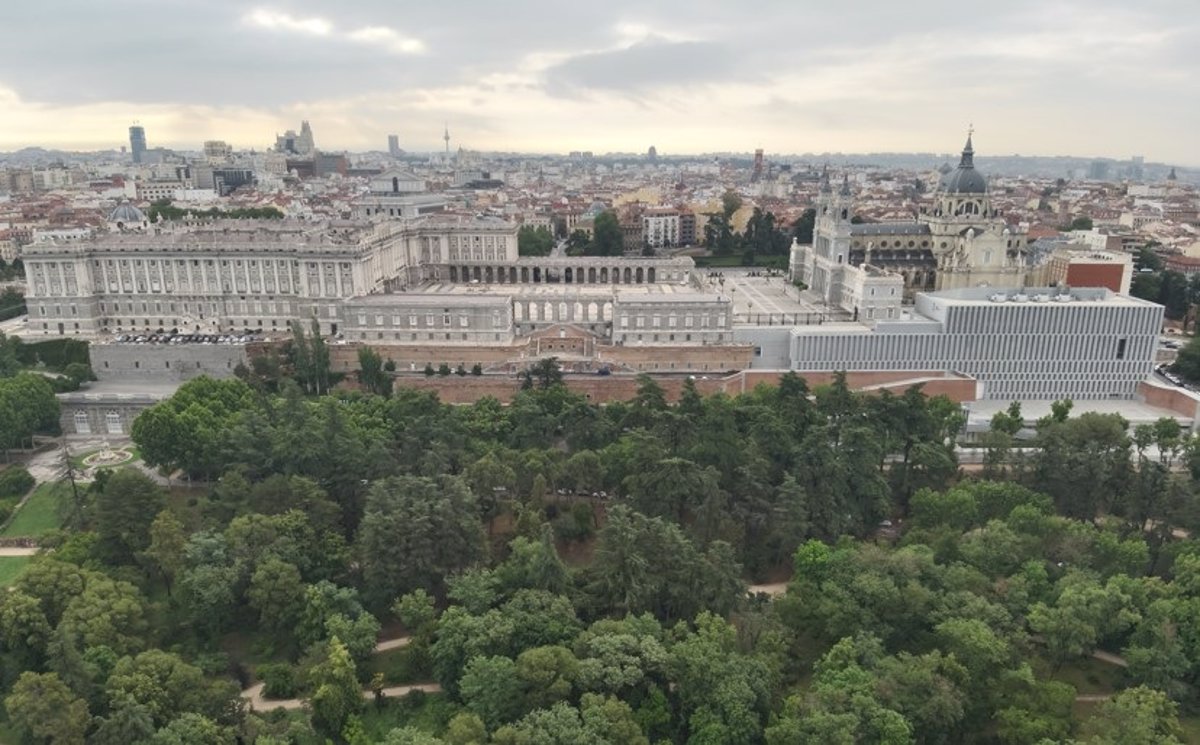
(0, 357), (1198, 742)
(0, 372), (59, 450)
(517, 226), (554, 257)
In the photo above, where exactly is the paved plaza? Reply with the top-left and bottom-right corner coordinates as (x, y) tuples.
(697, 272), (850, 324)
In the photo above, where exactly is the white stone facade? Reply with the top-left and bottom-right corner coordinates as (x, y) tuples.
(20, 216), (521, 336)
(612, 294), (732, 345)
(22, 217), (721, 346)
(788, 176), (906, 319)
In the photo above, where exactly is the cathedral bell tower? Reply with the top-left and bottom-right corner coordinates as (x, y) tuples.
(813, 170), (854, 263)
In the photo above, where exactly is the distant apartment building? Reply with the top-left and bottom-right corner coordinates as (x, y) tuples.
(208, 168), (254, 197)
(32, 168), (81, 191)
(1165, 205), (1199, 227)
(1165, 255), (1200, 277)
(0, 231), (17, 262)
(619, 218), (643, 251)
(136, 180), (187, 202)
(679, 210), (696, 245)
(203, 140), (232, 162)
(314, 152), (349, 178)
(1, 170), (35, 194)
(522, 214), (554, 232)
(1120, 208), (1164, 230)
(642, 208), (681, 248)
(1034, 246), (1133, 294)
(388, 134), (402, 158)
(1068, 228), (1126, 253)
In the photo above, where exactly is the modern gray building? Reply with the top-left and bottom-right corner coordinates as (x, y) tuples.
(128, 124), (146, 164)
(741, 286), (1163, 400)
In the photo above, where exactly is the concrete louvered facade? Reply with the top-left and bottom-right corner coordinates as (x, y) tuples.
(785, 287), (1161, 400)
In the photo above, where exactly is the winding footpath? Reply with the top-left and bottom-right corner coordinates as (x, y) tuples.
(240, 635), (444, 713)
(0, 547), (39, 557)
(747, 582), (788, 597)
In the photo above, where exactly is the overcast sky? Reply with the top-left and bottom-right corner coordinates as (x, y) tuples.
(0, 1), (1196, 163)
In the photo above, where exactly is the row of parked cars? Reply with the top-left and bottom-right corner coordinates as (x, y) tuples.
(1156, 364), (1191, 389)
(555, 488), (612, 500)
(113, 333), (264, 345)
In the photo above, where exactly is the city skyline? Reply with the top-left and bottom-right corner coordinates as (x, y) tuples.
(0, 1), (1196, 165)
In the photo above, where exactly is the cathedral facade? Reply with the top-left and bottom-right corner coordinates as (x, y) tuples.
(790, 135), (1029, 304)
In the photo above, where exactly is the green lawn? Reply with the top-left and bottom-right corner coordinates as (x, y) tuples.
(221, 628), (295, 672)
(0, 720), (21, 745)
(70, 445), (142, 471)
(0, 556), (30, 587)
(364, 645), (432, 685)
(1179, 714), (1200, 744)
(1041, 654), (1124, 695)
(1, 481), (70, 537)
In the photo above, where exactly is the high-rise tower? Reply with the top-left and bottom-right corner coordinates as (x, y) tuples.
(443, 124), (450, 155)
(129, 124), (147, 164)
(297, 121), (315, 155)
(388, 134), (401, 158)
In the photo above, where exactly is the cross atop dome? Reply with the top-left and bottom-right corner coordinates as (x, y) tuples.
(960, 126), (975, 168)
(939, 128), (986, 195)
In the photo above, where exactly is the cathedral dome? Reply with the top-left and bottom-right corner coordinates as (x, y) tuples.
(940, 134), (987, 195)
(108, 202), (146, 225)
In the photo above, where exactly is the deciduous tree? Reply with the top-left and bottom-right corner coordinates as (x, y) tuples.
(5, 671), (90, 745)
(358, 475), (486, 605)
(309, 637), (363, 738)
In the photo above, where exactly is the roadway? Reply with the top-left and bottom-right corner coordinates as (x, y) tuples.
(0, 313), (28, 337)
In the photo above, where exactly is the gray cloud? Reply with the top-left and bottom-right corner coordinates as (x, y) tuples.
(0, 0), (1195, 161)
(543, 38), (744, 97)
